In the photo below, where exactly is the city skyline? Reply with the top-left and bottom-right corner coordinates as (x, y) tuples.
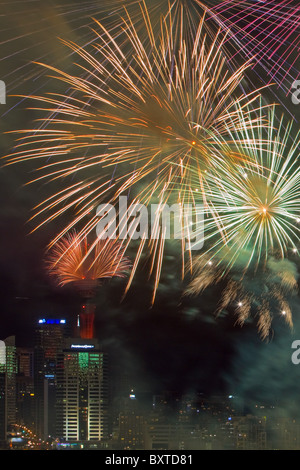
(3, 325), (300, 451)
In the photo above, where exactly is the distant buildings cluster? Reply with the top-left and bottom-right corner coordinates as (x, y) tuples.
(1, 318), (109, 449)
(1, 318), (300, 450)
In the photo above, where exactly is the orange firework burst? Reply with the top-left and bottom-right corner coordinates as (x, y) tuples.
(47, 231), (131, 291)
(5, 3), (268, 300)
(47, 231), (131, 338)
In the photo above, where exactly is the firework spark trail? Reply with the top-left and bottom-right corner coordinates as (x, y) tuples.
(47, 230), (131, 287)
(205, 0), (300, 92)
(186, 253), (298, 340)
(5, 6), (270, 300)
(185, 106), (300, 338)
(188, 105), (300, 272)
(1, 0), (298, 112)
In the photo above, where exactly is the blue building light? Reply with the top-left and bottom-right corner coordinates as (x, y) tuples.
(38, 319), (66, 324)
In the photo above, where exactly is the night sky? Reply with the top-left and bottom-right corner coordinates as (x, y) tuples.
(0, 1), (300, 414)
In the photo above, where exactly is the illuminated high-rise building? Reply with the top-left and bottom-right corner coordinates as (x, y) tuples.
(0, 337), (17, 446)
(118, 391), (147, 450)
(56, 338), (109, 444)
(17, 347), (34, 378)
(34, 318), (69, 439)
(16, 347), (34, 429)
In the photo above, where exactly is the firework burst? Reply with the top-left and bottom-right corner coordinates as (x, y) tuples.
(47, 230), (131, 289)
(5, 6), (268, 300)
(190, 106), (300, 272)
(186, 255), (297, 340)
(47, 230), (130, 338)
(186, 107), (300, 338)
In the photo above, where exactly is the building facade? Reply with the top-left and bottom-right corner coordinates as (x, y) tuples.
(34, 318), (69, 439)
(56, 338), (109, 443)
(0, 337), (17, 446)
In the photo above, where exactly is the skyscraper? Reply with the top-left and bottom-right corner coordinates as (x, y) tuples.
(16, 347), (34, 429)
(34, 318), (69, 439)
(56, 337), (109, 445)
(0, 337), (17, 446)
(118, 391), (147, 450)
